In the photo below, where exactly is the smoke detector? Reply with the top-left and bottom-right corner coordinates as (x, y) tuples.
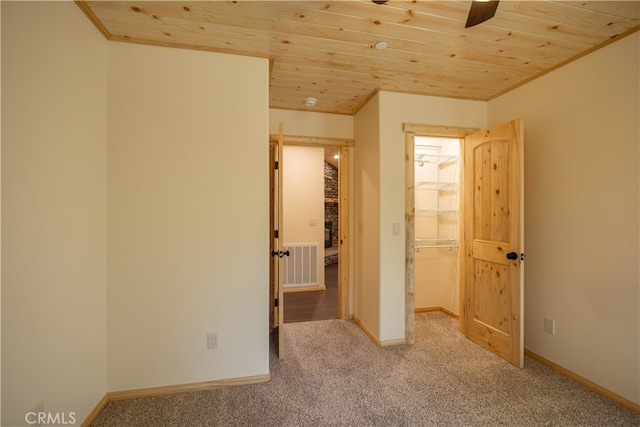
(304, 97), (317, 107)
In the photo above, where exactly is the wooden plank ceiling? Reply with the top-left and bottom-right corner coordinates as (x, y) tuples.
(78, 1), (639, 115)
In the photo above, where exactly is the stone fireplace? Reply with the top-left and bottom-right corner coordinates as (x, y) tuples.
(324, 160), (339, 266)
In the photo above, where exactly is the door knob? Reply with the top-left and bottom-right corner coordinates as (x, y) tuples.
(506, 252), (518, 260)
(271, 250), (290, 258)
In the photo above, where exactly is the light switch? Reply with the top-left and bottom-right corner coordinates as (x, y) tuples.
(392, 223), (400, 236)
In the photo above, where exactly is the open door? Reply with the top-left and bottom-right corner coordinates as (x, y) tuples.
(338, 145), (350, 320)
(270, 123), (286, 359)
(461, 119), (524, 368)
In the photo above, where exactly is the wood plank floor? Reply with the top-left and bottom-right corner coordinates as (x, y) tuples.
(283, 263), (338, 323)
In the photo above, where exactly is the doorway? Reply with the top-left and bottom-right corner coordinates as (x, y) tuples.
(403, 124), (477, 345)
(412, 136), (462, 318)
(284, 146), (341, 323)
(404, 121), (524, 367)
(269, 133), (352, 333)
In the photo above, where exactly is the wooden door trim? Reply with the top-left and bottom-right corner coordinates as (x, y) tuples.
(276, 123), (285, 358)
(269, 139), (276, 330)
(269, 134), (354, 147)
(403, 123), (478, 138)
(404, 124), (478, 346)
(405, 132), (416, 345)
(338, 146), (350, 319)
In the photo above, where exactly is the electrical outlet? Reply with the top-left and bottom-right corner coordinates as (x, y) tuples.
(207, 332), (218, 350)
(544, 317), (555, 335)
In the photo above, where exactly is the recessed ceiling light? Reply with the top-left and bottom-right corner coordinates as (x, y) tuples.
(333, 154), (340, 160)
(374, 41), (389, 50)
(304, 97), (317, 107)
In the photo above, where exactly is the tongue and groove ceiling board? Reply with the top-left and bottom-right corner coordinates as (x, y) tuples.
(77, 1), (639, 115)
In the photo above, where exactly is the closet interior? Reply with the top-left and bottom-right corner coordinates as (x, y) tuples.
(413, 136), (461, 315)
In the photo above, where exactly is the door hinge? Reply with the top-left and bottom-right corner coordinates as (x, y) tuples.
(274, 230), (279, 239)
(274, 298), (279, 307)
(274, 161), (279, 170)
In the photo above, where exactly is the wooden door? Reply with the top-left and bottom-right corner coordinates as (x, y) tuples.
(338, 145), (350, 320)
(270, 123), (285, 359)
(461, 119), (524, 368)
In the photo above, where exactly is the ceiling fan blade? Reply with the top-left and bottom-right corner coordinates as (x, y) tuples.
(465, 0), (499, 28)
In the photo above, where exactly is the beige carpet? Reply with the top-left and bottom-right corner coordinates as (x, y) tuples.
(92, 312), (639, 426)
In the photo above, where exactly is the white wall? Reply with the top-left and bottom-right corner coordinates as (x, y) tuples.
(270, 109), (353, 138)
(373, 92), (486, 342)
(489, 33), (640, 404)
(2, 2), (108, 424)
(354, 94), (382, 337)
(283, 146), (325, 289)
(107, 42), (270, 391)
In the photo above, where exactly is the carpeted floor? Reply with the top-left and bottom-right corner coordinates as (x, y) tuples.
(92, 312), (640, 426)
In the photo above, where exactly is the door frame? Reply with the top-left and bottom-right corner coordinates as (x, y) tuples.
(403, 123), (478, 345)
(269, 133), (354, 320)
